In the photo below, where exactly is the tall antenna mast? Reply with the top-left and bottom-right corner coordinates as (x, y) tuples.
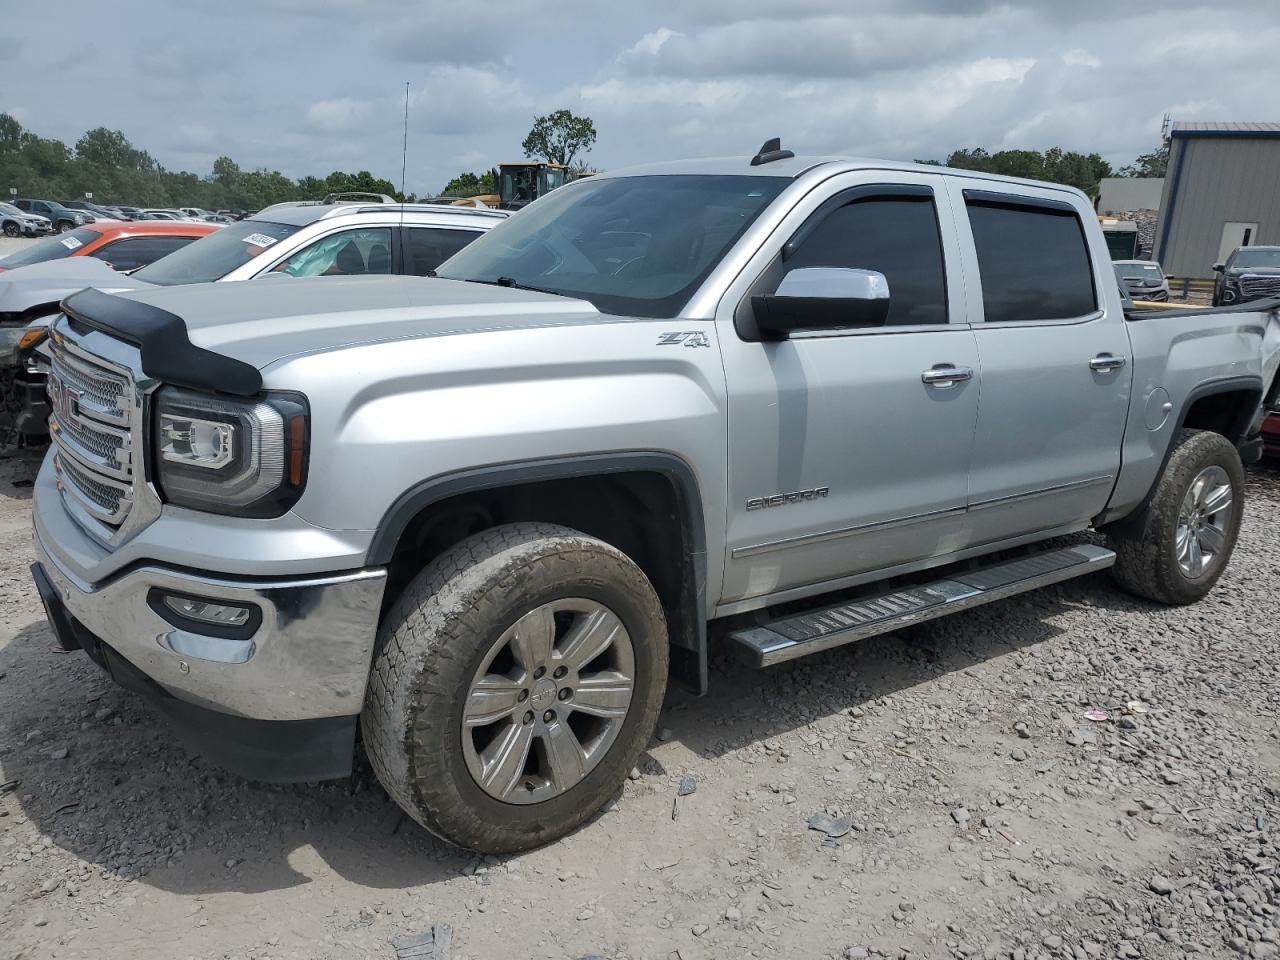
(401, 81), (410, 200)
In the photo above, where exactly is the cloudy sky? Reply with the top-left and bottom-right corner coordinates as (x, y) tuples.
(3, 0), (1278, 195)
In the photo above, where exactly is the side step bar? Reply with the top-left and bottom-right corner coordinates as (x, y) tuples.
(729, 544), (1115, 667)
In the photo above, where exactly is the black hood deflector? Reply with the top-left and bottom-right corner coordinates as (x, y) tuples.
(60, 287), (262, 396)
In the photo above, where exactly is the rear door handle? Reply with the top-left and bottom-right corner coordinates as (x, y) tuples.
(921, 364), (973, 387)
(1089, 353), (1127, 372)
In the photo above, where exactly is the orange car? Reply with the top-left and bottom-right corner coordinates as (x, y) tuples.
(0, 220), (221, 273)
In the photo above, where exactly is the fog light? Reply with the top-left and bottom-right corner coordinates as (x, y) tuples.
(1223, 288), (1238, 303)
(163, 595), (251, 627)
(148, 588), (261, 639)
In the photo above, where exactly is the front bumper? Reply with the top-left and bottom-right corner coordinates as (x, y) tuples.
(34, 522), (386, 723)
(31, 561), (361, 782)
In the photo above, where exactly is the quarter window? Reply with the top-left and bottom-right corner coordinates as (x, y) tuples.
(966, 200), (1096, 323)
(782, 197), (949, 326)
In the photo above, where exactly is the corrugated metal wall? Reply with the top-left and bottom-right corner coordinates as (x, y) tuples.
(1155, 136), (1280, 277)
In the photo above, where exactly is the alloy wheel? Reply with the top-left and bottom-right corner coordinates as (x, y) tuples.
(461, 598), (636, 805)
(1175, 465), (1234, 578)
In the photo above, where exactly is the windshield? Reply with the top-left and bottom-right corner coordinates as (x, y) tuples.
(1116, 263), (1162, 279)
(1233, 248), (1280, 270)
(0, 227), (102, 268)
(0, 202), (22, 216)
(435, 174), (788, 318)
(132, 219), (300, 285)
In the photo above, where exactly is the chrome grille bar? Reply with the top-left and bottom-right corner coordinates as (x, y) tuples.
(47, 329), (137, 534)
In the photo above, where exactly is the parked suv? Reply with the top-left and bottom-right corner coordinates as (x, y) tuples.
(14, 199), (90, 232)
(0, 201), (50, 237)
(1113, 259), (1170, 301)
(0, 200), (506, 444)
(29, 145), (1280, 853)
(61, 200), (124, 222)
(1214, 246), (1280, 306)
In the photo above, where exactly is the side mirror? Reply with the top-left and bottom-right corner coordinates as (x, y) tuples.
(1212, 263), (1225, 272)
(752, 267), (890, 339)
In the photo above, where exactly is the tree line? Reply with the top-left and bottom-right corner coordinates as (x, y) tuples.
(0, 113), (406, 210)
(1, 107), (1165, 211)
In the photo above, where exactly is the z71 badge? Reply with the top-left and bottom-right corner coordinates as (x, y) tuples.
(656, 331), (710, 348)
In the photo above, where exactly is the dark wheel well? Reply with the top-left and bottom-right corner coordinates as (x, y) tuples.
(378, 468), (706, 693)
(1181, 387), (1261, 443)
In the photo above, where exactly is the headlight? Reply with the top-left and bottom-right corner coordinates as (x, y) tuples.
(152, 386), (309, 518)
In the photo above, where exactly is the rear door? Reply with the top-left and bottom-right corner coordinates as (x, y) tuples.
(401, 226), (485, 276)
(717, 172), (981, 609)
(946, 181), (1131, 545)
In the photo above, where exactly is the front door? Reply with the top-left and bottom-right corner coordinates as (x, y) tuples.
(947, 182), (1131, 545)
(717, 174), (980, 609)
(1219, 222), (1259, 264)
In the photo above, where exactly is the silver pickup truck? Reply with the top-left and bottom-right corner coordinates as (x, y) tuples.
(29, 141), (1280, 853)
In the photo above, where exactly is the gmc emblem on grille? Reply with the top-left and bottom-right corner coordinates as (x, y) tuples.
(49, 375), (85, 429)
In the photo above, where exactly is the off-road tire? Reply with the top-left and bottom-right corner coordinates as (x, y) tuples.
(362, 522), (668, 853)
(1107, 428), (1244, 605)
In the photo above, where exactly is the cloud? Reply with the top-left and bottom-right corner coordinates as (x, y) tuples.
(3, 0), (1279, 200)
(306, 97), (375, 134)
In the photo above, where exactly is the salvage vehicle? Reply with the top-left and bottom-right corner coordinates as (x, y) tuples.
(0, 220), (220, 274)
(29, 141), (1280, 854)
(0, 201), (505, 444)
(0, 201), (51, 237)
(1214, 246), (1280, 307)
(1114, 259), (1171, 302)
(14, 199), (90, 233)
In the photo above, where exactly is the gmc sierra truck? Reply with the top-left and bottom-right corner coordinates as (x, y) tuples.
(29, 141), (1280, 854)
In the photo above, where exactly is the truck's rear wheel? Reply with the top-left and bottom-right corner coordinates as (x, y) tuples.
(362, 522), (668, 852)
(1107, 429), (1244, 605)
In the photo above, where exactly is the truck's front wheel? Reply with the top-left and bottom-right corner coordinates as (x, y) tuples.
(1108, 428), (1244, 605)
(362, 523), (668, 853)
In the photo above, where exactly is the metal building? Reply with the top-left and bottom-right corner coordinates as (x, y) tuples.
(1154, 122), (1280, 278)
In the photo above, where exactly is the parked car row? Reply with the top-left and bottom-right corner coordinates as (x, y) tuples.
(2, 198), (256, 230)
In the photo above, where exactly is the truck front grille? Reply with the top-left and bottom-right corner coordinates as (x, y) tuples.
(48, 336), (136, 533)
(1241, 275), (1280, 299)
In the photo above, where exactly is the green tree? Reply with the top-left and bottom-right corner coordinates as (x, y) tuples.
(440, 170), (495, 197)
(521, 109), (597, 168)
(1117, 143), (1169, 178)
(939, 146), (1112, 198)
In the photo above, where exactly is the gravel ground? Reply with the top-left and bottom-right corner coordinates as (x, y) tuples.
(3, 449), (1280, 960)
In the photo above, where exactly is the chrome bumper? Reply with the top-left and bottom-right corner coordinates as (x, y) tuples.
(34, 524), (387, 722)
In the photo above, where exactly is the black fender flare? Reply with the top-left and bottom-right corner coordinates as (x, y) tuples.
(366, 451), (711, 694)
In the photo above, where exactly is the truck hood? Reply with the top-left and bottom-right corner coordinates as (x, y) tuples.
(1229, 267), (1280, 278)
(0, 257), (154, 320)
(112, 274), (602, 370)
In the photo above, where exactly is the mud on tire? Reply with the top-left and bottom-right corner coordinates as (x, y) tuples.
(361, 522), (668, 853)
(1107, 428), (1244, 606)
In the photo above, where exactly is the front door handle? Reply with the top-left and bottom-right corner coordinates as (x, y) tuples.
(921, 364), (974, 387)
(1089, 353), (1127, 372)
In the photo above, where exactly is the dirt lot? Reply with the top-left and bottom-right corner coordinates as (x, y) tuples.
(4, 449), (1280, 960)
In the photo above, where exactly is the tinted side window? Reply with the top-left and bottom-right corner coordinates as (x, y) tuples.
(783, 197), (948, 326)
(406, 227), (482, 276)
(966, 201), (1096, 323)
(91, 236), (196, 270)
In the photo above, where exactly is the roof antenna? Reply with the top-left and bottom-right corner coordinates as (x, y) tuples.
(400, 81), (409, 227)
(751, 137), (794, 166)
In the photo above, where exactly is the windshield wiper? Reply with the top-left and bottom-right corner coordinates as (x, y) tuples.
(460, 276), (568, 298)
